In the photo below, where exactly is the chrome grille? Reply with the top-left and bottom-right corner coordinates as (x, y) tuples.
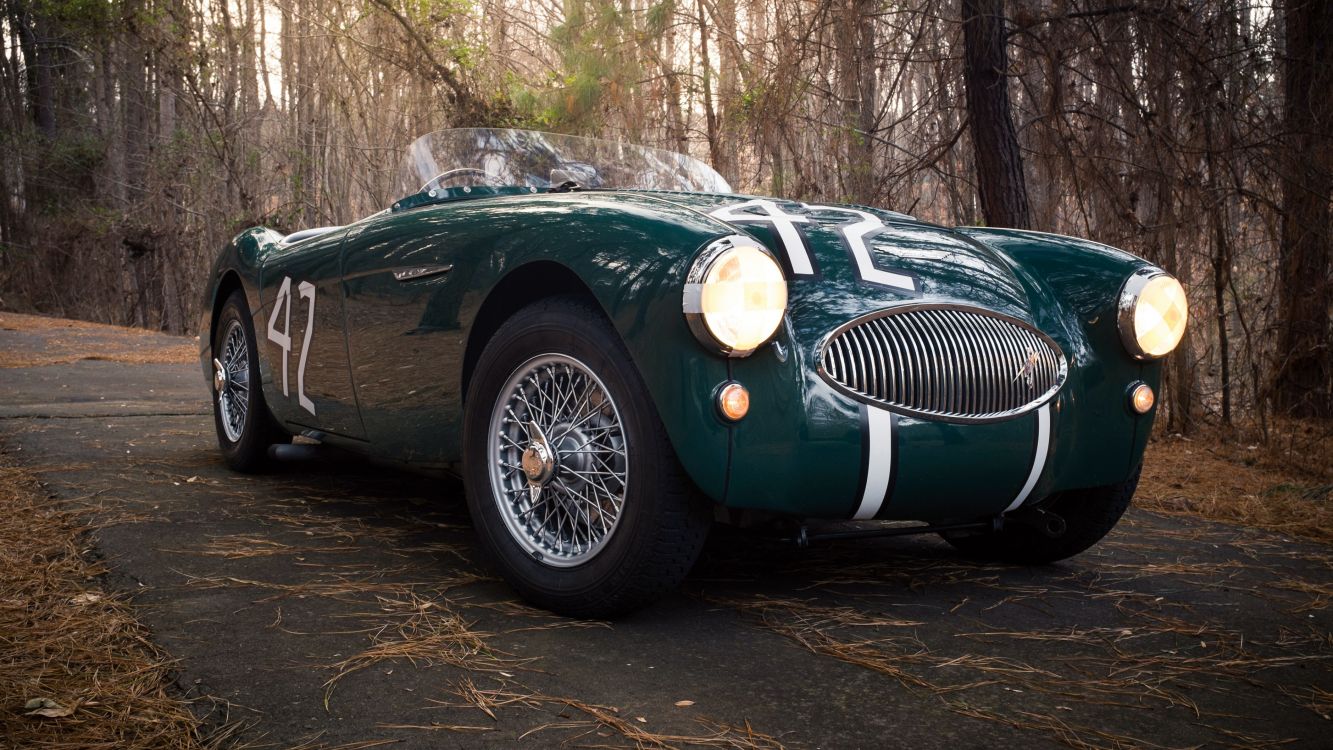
(819, 305), (1066, 423)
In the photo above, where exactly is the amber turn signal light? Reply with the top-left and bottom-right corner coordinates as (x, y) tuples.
(1128, 382), (1155, 414)
(717, 382), (750, 421)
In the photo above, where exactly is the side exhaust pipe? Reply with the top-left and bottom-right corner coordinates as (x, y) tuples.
(268, 443), (322, 462)
(1008, 506), (1067, 538)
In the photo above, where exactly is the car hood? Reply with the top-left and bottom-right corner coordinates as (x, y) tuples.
(638, 192), (1036, 324)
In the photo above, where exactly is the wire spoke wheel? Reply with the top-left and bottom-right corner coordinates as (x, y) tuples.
(216, 319), (251, 443)
(464, 297), (711, 616)
(488, 354), (629, 567)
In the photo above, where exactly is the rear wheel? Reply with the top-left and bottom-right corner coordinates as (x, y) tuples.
(942, 468), (1141, 564)
(463, 296), (712, 618)
(212, 290), (283, 472)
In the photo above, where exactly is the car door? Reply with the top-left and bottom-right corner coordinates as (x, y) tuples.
(339, 204), (491, 466)
(257, 229), (366, 440)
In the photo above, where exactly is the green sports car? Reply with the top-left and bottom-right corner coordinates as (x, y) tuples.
(200, 128), (1188, 616)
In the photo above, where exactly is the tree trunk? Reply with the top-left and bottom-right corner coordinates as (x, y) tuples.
(1275, 0), (1332, 418)
(961, 0), (1030, 229)
(696, 0), (721, 174)
(7, 1), (55, 138)
(837, 0), (876, 204)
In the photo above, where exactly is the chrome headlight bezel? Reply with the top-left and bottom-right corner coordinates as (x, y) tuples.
(1117, 267), (1188, 360)
(682, 235), (789, 358)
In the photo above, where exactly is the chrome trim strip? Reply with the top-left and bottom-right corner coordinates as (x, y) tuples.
(393, 264), (454, 282)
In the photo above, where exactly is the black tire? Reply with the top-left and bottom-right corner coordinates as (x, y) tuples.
(212, 290), (284, 472)
(462, 296), (712, 618)
(942, 467), (1141, 564)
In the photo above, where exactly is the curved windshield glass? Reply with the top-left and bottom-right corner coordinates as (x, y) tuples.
(396, 129), (731, 199)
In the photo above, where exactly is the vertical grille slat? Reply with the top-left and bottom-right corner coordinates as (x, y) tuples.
(907, 313), (938, 415)
(880, 316), (912, 408)
(834, 338), (850, 389)
(921, 310), (947, 414)
(875, 317), (905, 407)
(998, 321), (1020, 411)
(864, 321), (889, 401)
(930, 310), (958, 415)
(941, 310), (963, 415)
(951, 310), (980, 416)
(964, 310), (998, 415)
(819, 305), (1066, 423)
(855, 326), (880, 399)
(848, 327), (866, 394)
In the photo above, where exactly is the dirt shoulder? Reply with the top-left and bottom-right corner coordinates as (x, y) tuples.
(0, 452), (221, 749)
(1139, 428), (1333, 544)
(0, 311), (196, 368)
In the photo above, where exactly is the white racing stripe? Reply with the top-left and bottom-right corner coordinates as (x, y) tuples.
(1004, 404), (1051, 513)
(807, 205), (917, 292)
(708, 199), (815, 275)
(853, 407), (895, 520)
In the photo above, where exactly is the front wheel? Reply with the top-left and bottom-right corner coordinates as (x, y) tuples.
(462, 296), (712, 618)
(941, 468), (1141, 564)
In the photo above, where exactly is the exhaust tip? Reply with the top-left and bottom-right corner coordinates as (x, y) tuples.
(268, 443), (321, 462)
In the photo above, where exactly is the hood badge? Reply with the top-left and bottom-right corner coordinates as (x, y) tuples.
(1013, 349), (1040, 389)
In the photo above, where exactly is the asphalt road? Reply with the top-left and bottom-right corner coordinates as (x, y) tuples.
(1, 320), (1330, 750)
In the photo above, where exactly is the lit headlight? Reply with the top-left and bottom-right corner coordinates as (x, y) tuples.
(683, 236), (788, 357)
(1118, 268), (1188, 359)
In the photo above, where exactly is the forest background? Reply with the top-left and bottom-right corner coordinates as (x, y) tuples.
(1, 0), (1330, 441)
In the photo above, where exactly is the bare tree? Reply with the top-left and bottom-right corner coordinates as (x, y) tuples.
(1275, 0), (1333, 418)
(961, 0), (1030, 229)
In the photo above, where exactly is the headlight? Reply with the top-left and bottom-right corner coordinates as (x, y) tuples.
(1118, 268), (1188, 359)
(683, 236), (788, 357)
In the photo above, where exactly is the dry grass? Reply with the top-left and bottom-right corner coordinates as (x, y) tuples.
(442, 680), (789, 749)
(295, 576), (780, 747)
(1138, 427), (1333, 544)
(0, 454), (217, 748)
(164, 534), (358, 559)
(322, 591), (526, 706)
(0, 311), (195, 367)
(711, 589), (1328, 750)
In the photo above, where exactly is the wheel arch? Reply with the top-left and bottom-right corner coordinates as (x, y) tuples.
(461, 260), (607, 404)
(458, 248), (732, 504)
(211, 270), (246, 336)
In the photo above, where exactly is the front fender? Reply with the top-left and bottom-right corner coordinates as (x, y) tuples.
(957, 228), (1163, 496)
(454, 193), (741, 501)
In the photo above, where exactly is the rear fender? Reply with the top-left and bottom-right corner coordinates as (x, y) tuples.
(198, 227), (284, 382)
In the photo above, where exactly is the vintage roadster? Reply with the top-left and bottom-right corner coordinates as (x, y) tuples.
(200, 129), (1187, 616)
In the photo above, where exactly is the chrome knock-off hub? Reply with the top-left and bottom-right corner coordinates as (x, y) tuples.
(213, 358), (228, 394)
(521, 420), (557, 485)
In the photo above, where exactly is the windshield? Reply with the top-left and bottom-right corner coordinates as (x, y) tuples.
(395, 129), (731, 199)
